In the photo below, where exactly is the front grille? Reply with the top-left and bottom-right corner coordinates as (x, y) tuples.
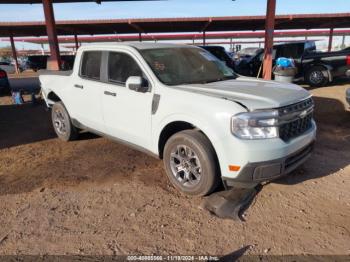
(278, 98), (314, 141)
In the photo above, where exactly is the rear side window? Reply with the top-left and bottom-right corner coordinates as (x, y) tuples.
(108, 52), (142, 85)
(80, 51), (102, 80)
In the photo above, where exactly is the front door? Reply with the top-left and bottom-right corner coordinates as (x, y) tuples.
(101, 51), (153, 148)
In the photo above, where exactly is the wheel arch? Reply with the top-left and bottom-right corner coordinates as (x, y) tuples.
(158, 120), (222, 191)
(157, 118), (222, 177)
(46, 91), (62, 107)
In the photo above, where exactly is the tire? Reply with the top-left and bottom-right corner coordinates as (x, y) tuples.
(163, 130), (220, 196)
(51, 102), (79, 141)
(306, 66), (329, 87)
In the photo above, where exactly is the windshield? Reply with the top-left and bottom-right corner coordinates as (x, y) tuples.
(140, 47), (236, 86)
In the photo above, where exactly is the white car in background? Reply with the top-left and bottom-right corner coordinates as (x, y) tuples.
(0, 61), (16, 74)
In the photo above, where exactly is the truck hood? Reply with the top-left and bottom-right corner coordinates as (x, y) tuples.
(175, 76), (311, 111)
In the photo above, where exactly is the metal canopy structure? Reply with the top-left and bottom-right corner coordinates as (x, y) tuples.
(5, 30), (346, 44)
(0, 0), (160, 70)
(1, 13), (350, 37)
(0, 0), (346, 79)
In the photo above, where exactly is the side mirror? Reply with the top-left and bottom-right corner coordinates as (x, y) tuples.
(126, 76), (149, 93)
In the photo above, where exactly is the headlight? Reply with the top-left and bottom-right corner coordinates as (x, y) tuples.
(231, 110), (279, 139)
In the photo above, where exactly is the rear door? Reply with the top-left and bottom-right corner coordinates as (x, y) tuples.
(101, 51), (153, 148)
(69, 51), (105, 132)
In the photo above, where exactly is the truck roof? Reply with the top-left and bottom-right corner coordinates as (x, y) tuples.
(79, 42), (193, 51)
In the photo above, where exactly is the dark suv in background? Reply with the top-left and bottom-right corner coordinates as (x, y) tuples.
(199, 45), (235, 70)
(26, 55), (76, 71)
(235, 41), (350, 87)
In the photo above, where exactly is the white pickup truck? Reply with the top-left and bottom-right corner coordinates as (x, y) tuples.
(40, 43), (316, 196)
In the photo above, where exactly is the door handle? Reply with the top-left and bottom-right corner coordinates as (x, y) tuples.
(104, 91), (116, 97)
(74, 84), (84, 89)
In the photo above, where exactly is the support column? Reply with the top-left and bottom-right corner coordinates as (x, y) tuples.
(139, 32), (142, 42)
(74, 34), (79, 51)
(341, 35), (346, 49)
(262, 0), (276, 80)
(328, 28), (334, 52)
(41, 43), (45, 55)
(9, 34), (20, 74)
(203, 31), (206, 46)
(42, 0), (61, 70)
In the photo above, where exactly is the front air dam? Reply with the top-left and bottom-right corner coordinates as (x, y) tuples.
(201, 185), (262, 221)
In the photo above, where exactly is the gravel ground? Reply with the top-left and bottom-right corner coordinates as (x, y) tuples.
(0, 78), (349, 257)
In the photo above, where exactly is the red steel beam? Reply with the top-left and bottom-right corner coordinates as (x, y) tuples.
(328, 28), (334, 52)
(139, 32), (142, 42)
(263, 0), (276, 80)
(9, 34), (20, 74)
(74, 34), (79, 50)
(6, 29), (350, 44)
(42, 0), (61, 70)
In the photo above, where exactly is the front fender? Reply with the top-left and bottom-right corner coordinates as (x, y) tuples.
(152, 113), (229, 164)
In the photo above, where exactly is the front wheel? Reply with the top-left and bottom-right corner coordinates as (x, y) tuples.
(51, 102), (79, 141)
(306, 66), (329, 87)
(163, 130), (220, 196)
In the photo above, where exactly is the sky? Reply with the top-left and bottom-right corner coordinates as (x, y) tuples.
(0, 0), (349, 21)
(0, 0), (349, 50)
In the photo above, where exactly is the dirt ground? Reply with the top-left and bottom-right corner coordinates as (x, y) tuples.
(0, 77), (349, 257)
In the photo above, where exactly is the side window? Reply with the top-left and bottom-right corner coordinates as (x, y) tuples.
(108, 52), (142, 85)
(80, 51), (102, 80)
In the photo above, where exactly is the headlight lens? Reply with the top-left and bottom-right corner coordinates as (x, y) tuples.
(231, 110), (279, 139)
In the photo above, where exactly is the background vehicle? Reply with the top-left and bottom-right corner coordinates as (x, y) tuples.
(40, 43), (316, 196)
(0, 61), (16, 74)
(26, 55), (75, 71)
(0, 69), (10, 95)
(235, 41), (350, 87)
(234, 47), (263, 62)
(199, 45), (235, 70)
(26, 55), (48, 71)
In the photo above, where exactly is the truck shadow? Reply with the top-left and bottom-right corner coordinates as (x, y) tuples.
(0, 101), (100, 150)
(275, 95), (350, 185)
(0, 102), (56, 149)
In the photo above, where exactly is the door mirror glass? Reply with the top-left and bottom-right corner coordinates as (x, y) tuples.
(126, 76), (149, 93)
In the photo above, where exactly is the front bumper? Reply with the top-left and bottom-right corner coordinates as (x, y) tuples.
(223, 141), (314, 188)
(219, 120), (316, 188)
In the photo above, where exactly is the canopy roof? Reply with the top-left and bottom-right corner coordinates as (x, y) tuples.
(5, 30), (348, 44)
(1, 13), (350, 37)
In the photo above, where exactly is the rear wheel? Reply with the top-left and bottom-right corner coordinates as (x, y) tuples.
(51, 102), (79, 141)
(163, 130), (220, 196)
(306, 66), (329, 87)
